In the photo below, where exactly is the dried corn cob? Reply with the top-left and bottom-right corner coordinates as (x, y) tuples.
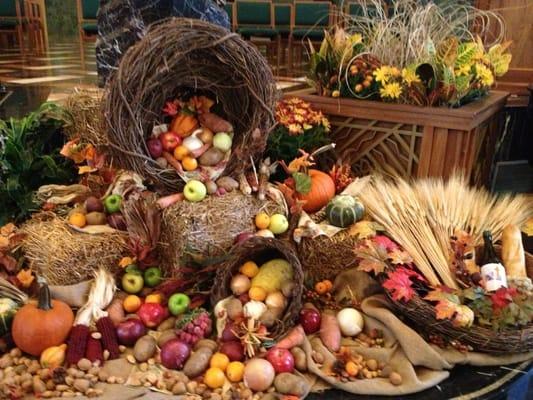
(66, 324), (90, 365)
(85, 336), (103, 364)
(96, 317), (119, 359)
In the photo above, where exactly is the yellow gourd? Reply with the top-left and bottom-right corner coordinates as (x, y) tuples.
(251, 259), (293, 294)
(40, 343), (67, 368)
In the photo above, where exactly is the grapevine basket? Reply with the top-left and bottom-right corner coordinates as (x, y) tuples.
(211, 237), (304, 339)
(382, 247), (533, 354)
(104, 18), (277, 193)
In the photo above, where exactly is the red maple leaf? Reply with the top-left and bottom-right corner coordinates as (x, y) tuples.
(382, 268), (416, 302)
(372, 235), (399, 252)
(388, 248), (413, 265)
(490, 287), (518, 312)
(162, 101), (179, 116)
(424, 285), (457, 302)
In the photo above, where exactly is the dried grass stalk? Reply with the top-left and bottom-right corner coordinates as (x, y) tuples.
(341, 0), (505, 68)
(64, 88), (106, 145)
(359, 174), (532, 288)
(159, 192), (283, 277)
(22, 214), (128, 286)
(104, 18), (278, 193)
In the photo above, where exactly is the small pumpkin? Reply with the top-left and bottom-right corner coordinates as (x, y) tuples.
(12, 284), (74, 356)
(298, 169), (336, 213)
(325, 195), (365, 228)
(170, 111), (199, 137)
(0, 298), (19, 337)
(40, 343), (67, 368)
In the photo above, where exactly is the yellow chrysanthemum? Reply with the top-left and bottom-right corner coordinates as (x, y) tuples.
(373, 66), (391, 83)
(401, 68), (421, 85)
(288, 123), (303, 135)
(455, 63), (472, 76)
(322, 118), (331, 132)
(475, 64), (494, 86)
(379, 82), (402, 99)
(294, 114), (304, 123)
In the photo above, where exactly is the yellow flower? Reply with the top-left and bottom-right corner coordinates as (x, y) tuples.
(288, 123), (303, 135)
(294, 114), (304, 123)
(350, 33), (362, 45)
(321, 118), (331, 132)
(456, 63), (472, 76)
(373, 66), (391, 83)
(303, 123), (312, 131)
(401, 68), (420, 85)
(332, 90), (340, 98)
(475, 64), (494, 86)
(379, 82), (402, 99)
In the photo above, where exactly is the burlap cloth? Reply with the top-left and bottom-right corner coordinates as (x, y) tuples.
(303, 270), (533, 396)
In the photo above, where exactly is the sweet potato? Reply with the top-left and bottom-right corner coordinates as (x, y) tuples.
(199, 113), (233, 133)
(276, 325), (305, 350)
(320, 311), (341, 352)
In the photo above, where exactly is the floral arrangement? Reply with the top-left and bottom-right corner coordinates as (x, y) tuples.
(308, 1), (512, 107)
(266, 98), (331, 165)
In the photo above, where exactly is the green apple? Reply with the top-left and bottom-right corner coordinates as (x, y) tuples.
(125, 264), (142, 276)
(104, 194), (122, 214)
(122, 272), (144, 294)
(212, 132), (232, 153)
(144, 267), (162, 288)
(268, 214), (289, 235)
(168, 293), (190, 316)
(183, 180), (207, 202)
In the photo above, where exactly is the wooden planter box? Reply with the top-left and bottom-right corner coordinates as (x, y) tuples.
(285, 89), (509, 186)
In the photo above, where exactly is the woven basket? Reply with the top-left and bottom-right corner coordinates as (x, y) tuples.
(104, 18), (277, 193)
(211, 237), (304, 339)
(383, 248), (533, 354)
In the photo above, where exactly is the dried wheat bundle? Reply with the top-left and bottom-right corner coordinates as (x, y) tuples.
(63, 88), (106, 145)
(340, 0), (506, 68)
(359, 175), (532, 288)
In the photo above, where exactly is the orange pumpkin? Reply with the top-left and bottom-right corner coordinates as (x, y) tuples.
(298, 169), (336, 213)
(170, 112), (199, 137)
(12, 284), (74, 356)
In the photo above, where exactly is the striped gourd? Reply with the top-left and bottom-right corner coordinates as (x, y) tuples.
(325, 195), (365, 228)
(0, 298), (18, 336)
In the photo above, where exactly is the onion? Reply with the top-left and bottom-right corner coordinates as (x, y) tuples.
(230, 274), (251, 296)
(160, 339), (191, 369)
(256, 229), (274, 238)
(182, 135), (203, 152)
(244, 358), (275, 391)
(265, 291), (286, 310)
(336, 308), (364, 337)
(198, 128), (214, 144)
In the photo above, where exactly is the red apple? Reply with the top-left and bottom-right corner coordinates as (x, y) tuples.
(299, 308), (321, 334)
(159, 132), (182, 152)
(116, 318), (147, 346)
(267, 347), (294, 373)
(137, 302), (166, 328)
(219, 341), (244, 361)
(147, 138), (163, 158)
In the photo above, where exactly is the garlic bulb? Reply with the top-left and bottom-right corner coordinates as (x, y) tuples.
(243, 300), (267, 320)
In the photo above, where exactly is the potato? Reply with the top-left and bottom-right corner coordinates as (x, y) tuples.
(157, 317), (176, 332)
(216, 176), (239, 192)
(291, 347), (307, 372)
(85, 212), (107, 225)
(157, 330), (177, 348)
(259, 309), (277, 328)
(226, 298), (243, 320)
(183, 347), (213, 378)
(193, 339), (218, 352)
(199, 148), (224, 166)
(205, 181), (218, 194)
(274, 373), (309, 397)
(133, 335), (157, 362)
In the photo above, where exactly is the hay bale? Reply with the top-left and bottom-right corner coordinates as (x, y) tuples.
(104, 18), (278, 193)
(159, 192), (282, 277)
(22, 215), (128, 286)
(64, 88), (106, 145)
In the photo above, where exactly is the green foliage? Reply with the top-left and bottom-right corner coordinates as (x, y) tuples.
(292, 172), (312, 195)
(0, 103), (77, 224)
(455, 42), (477, 69)
(266, 125), (330, 166)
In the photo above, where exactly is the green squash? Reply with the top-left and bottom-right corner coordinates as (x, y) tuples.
(0, 298), (19, 336)
(325, 195), (365, 228)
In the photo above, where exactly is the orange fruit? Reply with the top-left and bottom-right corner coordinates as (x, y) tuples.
(204, 367), (225, 389)
(248, 286), (267, 302)
(182, 156), (198, 171)
(323, 280), (333, 291)
(69, 212), (87, 228)
(226, 361), (245, 382)
(345, 361), (359, 377)
(145, 293), (163, 304)
(210, 352), (230, 371)
(173, 145), (189, 161)
(239, 261), (259, 278)
(314, 281), (328, 295)
(254, 213), (270, 230)
(123, 295), (142, 313)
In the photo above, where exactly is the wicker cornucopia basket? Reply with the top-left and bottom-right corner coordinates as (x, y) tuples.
(211, 237), (303, 339)
(383, 248), (533, 354)
(104, 18), (277, 193)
